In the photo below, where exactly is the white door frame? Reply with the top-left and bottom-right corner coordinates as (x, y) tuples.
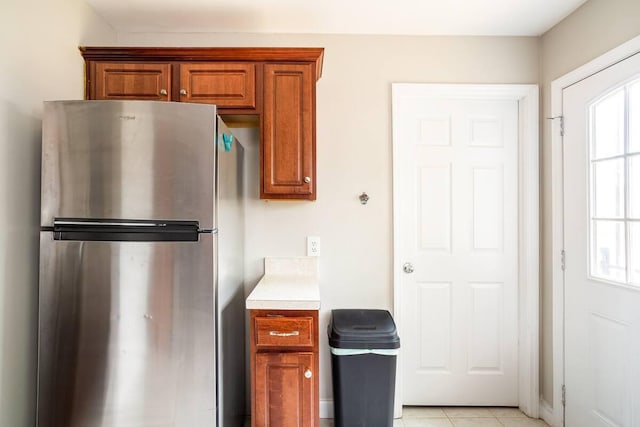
(551, 34), (640, 427)
(392, 83), (540, 417)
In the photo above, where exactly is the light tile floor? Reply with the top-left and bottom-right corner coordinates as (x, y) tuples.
(318, 406), (550, 427)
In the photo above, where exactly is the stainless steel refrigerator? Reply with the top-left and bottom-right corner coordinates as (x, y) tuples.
(37, 100), (245, 427)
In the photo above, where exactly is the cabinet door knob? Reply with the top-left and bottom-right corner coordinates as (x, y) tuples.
(159, 89), (168, 96)
(304, 369), (312, 379)
(304, 176), (311, 184)
(180, 89), (187, 96)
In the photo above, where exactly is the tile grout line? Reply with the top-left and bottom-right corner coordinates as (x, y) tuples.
(443, 412), (508, 426)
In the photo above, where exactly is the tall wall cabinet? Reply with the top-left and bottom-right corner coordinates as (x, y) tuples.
(80, 47), (324, 200)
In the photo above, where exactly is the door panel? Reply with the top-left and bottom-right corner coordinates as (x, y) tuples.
(394, 92), (519, 405)
(254, 352), (314, 427)
(37, 234), (215, 427)
(179, 63), (256, 108)
(262, 63), (314, 199)
(94, 62), (171, 101)
(563, 51), (640, 427)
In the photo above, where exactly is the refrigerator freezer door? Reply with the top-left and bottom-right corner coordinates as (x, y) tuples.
(41, 100), (217, 229)
(37, 233), (216, 427)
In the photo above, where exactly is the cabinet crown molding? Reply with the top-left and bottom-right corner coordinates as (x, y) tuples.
(79, 46), (324, 80)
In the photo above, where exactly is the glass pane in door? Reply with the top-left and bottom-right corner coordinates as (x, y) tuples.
(630, 223), (640, 285)
(591, 220), (626, 282)
(592, 158), (625, 218)
(630, 81), (640, 153)
(592, 89), (625, 159)
(630, 155), (640, 219)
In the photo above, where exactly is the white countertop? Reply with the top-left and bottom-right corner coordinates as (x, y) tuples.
(246, 257), (320, 310)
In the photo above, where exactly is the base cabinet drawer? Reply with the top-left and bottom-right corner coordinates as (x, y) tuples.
(255, 316), (313, 348)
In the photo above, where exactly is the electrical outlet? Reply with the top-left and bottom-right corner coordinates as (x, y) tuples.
(307, 236), (321, 257)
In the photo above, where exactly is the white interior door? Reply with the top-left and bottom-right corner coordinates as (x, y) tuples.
(562, 51), (640, 427)
(393, 87), (520, 405)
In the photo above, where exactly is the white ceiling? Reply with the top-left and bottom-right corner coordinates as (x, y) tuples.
(86, 0), (588, 37)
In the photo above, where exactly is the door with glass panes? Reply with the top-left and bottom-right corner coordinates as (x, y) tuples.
(563, 51), (640, 426)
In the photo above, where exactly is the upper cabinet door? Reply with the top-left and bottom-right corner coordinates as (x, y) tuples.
(262, 63), (315, 200)
(179, 63), (256, 109)
(93, 62), (171, 101)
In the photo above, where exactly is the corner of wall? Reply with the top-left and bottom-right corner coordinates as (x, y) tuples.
(539, 397), (554, 426)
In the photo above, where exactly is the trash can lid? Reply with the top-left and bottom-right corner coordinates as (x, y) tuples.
(328, 309), (400, 349)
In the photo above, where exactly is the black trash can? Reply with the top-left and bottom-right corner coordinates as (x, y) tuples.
(328, 309), (400, 427)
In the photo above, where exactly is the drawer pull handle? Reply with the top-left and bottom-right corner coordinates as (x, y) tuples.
(269, 330), (300, 337)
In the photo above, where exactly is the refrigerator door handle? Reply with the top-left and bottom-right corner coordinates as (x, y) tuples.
(198, 228), (218, 234)
(54, 219), (175, 228)
(52, 218), (201, 242)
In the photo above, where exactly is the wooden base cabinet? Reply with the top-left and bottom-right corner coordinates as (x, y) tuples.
(250, 310), (319, 427)
(80, 47), (323, 200)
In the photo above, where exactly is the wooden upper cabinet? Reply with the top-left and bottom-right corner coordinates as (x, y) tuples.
(262, 63), (315, 200)
(93, 62), (171, 101)
(80, 47), (323, 200)
(178, 63), (256, 108)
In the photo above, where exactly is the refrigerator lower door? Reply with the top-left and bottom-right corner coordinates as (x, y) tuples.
(37, 233), (216, 427)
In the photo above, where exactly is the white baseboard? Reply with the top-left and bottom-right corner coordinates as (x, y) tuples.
(539, 398), (554, 426)
(320, 399), (334, 419)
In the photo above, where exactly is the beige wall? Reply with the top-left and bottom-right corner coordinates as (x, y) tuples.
(539, 0), (640, 407)
(118, 31), (539, 408)
(0, 1), (115, 425)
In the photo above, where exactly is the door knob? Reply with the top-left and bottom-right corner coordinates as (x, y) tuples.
(304, 369), (312, 379)
(159, 89), (168, 96)
(403, 262), (414, 274)
(179, 89), (187, 96)
(304, 176), (311, 184)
